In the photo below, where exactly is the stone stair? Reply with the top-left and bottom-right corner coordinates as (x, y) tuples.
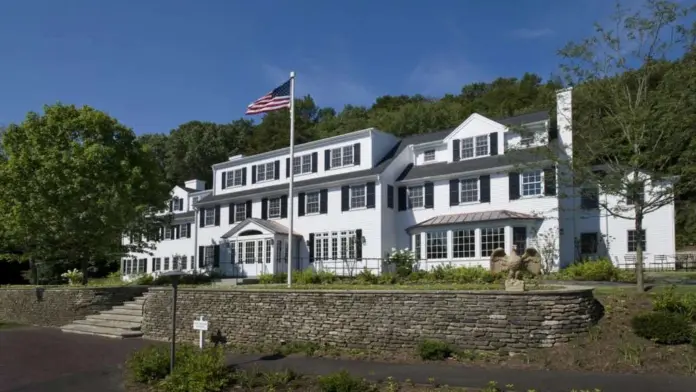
(60, 291), (148, 338)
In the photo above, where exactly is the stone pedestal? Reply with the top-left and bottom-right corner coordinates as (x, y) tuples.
(505, 279), (525, 292)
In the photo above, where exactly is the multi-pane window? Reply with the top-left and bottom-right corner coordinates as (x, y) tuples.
(481, 227), (505, 257)
(314, 231), (356, 260)
(626, 182), (645, 205)
(460, 178), (478, 203)
(414, 234), (421, 260)
(235, 204), (246, 222)
(461, 138), (474, 159)
(521, 170), (543, 196)
(426, 231), (448, 259)
(331, 146), (354, 168)
(293, 154), (312, 175)
(306, 192), (320, 214)
(181, 256), (188, 270)
(314, 232), (330, 261)
(138, 259), (146, 274)
(230, 242), (237, 263)
(265, 240), (272, 263)
(204, 208), (216, 226)
(172, 197), (182, 211)
(256, 162), (275, 182)
(627, 230), (647, 252)
(257, 241), (263, 264)
(164, 257), (170, 270)
(164, 227), (172, 240)
(580, 232), (598, 254)
(245, 242), (255, 263)
(350, 185), (366, 209)
(229, 169), (243, 187)
(180, 224), (188, 238)
(424, 150), (435, 162)
(475, 135), (488, 156)
(204, 246), (215, 266)
(407, 186), (424, 209)
(153, 258), (161, 271)
(172, 256), (179, 270)
(276, 240), (284, 262)
(453, 230), (476, 258)
(268, 197), (281, 219)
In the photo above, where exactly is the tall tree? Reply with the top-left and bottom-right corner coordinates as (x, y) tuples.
(557, 0), (696, 291)
(0, 104), (170, 283)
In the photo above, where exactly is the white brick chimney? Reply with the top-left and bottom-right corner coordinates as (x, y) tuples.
(556, 87), (573, 159)
(184, 179), (206, 191)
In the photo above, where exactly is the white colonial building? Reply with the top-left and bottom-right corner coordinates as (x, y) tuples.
(122, 88), (676, 278)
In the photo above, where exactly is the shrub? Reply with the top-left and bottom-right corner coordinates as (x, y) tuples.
(417, 339), (453, 360)
(259, 272), (287, 284)
(126, 345), (170, 383)
(153, 271), (213, 286)
(61, 268), (83, 285)
(631, 311), (693, 344)
(133, 274), (154, 285)
(159, 346), (230, 392)
(317, 370), (375, 392)
(556, 259), (624, 282)
(652, 285), (696, 321)
(355, 268), (378, 284)
(386, 249), (417, 277)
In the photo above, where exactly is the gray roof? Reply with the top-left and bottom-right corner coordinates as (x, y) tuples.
(221, 218), (302, 238)
(170, 211), (195, 224)
(491, 111), (549, 126)
(408, 210), (541, 231)
(397, 146), (551, 182)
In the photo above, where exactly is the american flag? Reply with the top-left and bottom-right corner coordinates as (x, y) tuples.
(245, 79), (292, 115)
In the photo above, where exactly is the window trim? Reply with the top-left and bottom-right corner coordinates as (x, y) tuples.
(293, 154), (313, 176)
(268, 197), (282, 219)
(256, 162), (275, 183)
(460, 136), (489, 160)
(349, 185), (367, 210)
(425, 230), (448, 260)
(164, 226), (172, 240)
(204, 246), (215, 266)
(459, 177), (479, 204)
(305, 191), (320, 215)
(234, 203), (247, 223)
(423, 149), (436, 162)
(204, 208), (216, 226)
(452, 229), (476, 259)
(407, 185), (424, 209)
(180, 224), (188, 239)
(172, 197), (182, 212)
(520, 170), (543, 197)
(330, 145), (354, 169)
(229, 169), (244, 187)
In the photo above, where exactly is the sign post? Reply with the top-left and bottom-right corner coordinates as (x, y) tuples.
(193, 316), (209, 349)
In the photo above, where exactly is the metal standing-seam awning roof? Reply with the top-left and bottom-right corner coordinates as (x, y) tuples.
(406, 210), (541, 233)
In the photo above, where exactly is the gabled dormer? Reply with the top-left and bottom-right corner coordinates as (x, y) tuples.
(443, 114), (505, 163)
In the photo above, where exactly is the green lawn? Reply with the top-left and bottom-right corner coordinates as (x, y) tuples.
(202, 282), (564, 291)
(0, 321), (22, 330)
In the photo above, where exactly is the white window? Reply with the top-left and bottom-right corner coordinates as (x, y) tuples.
(306, 192), (320, 214)
(164, 227), (172, 240)
(426, 231), (448, 259)
(453, 229), (476, 258)
(229, 169), (243, 187)
(257, 241), (264, 264)
(235, 204), (246, 222)
(521, 170), (543, 196)
(256, 162), (274, 182)
(138, 259), (146, 273)
(313, 231), (357, 260)
(265, 239), (272, 263)
(481, 227), (505, 257)
(180, 224), (188, 238)
(172, 197), (182, 211)
(424, 150), (435, 162)
(204, 208), (216, 226)
(268, 197), (281, 219)
(460, 178), (478, 203)
(314, 232), (331, 260)
(244, 241), (255, 263)
(475, 135), (488, 156)
(181, 256), (188, 270)
(413, 234), (421, 260)
(293, 154), (312, 175)
(461, 137), (474, 159)
(203, 246), (215, 266)
(331, 145), (354, 168)
(407, 186), (424, 209)
(153, 258), (161, 271)
(164, 257), (170, 270)
(172, 256), (179, 270)
(350, 185), (366, 209)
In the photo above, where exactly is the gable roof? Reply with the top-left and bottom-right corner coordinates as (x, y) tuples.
(221, 218), (302, 238)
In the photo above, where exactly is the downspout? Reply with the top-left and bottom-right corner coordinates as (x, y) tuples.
(194, 207), (199, 272)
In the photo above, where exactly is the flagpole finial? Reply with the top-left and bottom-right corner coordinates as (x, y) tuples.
(290, 71), (295, 78)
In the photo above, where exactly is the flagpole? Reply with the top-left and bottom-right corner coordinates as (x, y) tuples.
(287, 71), (295, 288)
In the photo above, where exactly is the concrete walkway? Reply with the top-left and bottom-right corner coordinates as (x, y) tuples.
(1, 327), (694, 392)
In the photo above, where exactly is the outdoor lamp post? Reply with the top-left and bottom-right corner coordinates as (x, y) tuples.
(160, 270), (184, 374)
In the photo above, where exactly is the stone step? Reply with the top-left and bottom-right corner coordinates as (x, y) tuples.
(73, 318), (141, 330)
(61, 323), (142, 339)
(105, 307), (143, 316)
(86, 313), (143, 323)
(115, 303), (143, 310)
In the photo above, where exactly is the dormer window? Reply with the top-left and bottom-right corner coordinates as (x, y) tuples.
(424, 150), (435, 162)
(170, 197), (183, 212)
(331, 146), (354, 168)
(293, 154), (313, 175)
(256, 162), (275, 182)
(520, 133), (535, 147)
(475, 135), (488, 156)
(460, 136), (488, 159)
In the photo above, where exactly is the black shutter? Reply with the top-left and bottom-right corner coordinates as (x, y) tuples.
(544, 166), (557, 196)
(159, 226), (164, 240)
(298, 193), (306, 216)
(320, 189), (328, 214)
(286, 158), (290, 178)
(324, 149), (331, 170)
(366, 182), (376, 209)
(251, 165), (257, 184)
(274, 160), (280, 180)
(175, 225), (180, 239)
(355, 229), (363, 260)
(261, 198), (268, 219)
(214, 205), (221, 226)
(280, 195), (288, 218)
(353, 143), (361, 165)
(548, 125), (558, 143)
(179, 198), (184, 211)
(311, 152), (318, 173)
(489, 132), (498, 156)
(424, 182), (434, 208)
(480, 175), (491, 203)
(341, 186), (350, 211)
(186, 223), (191, 238)
(452, 139), (460, 162)
(213, 245), (220, 268)
(449, 179), (460, 206)
(199, 208), (206, 227)
(242, 167), (247, 185)
(169, 200), (173, 212)
(245, 200), (252, 218)
(198, 246), (204, 268)
(509, 172), (520, 200)
(308, 233), (315, 263)
(387, 185), (394, 209)
(398, 186), (407, 211)
(221, 172), (227, 189)
(229, 203), (235, 224)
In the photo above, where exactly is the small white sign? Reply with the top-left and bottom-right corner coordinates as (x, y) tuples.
(193, 319), (209, 331)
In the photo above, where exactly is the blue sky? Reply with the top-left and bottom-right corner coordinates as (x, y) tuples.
(1, 0), (623, 135)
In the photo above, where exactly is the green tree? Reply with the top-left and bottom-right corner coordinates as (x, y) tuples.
(557, 0), (696, 291)
(0, 104), (170, 283)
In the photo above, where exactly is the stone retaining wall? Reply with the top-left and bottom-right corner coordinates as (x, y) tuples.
(0, 286), (149, 327)
(142, 287), (601, 352)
